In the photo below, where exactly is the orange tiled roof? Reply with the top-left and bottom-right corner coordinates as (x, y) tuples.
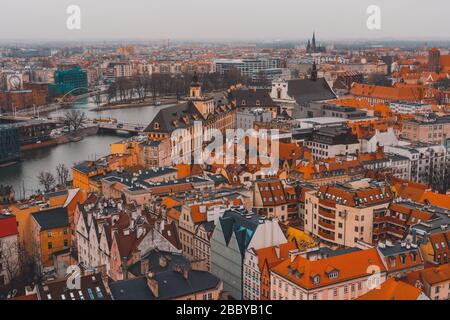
(357, 278), (423, 300)
(351, 83), (429, 101)
(160, 197), (182, 210)
(271, 248), (386, 290)
(190, 201), (225, 224)
(255, 242), (298, 271)
(317, 183), (393, 207)
(167, 207), (181, 221)
(420, 263), (450, 285)
(256, 180), (287, 207)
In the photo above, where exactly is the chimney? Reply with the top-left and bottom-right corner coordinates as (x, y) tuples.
(146, 273), (159, 298)
(141, 259), (149, 275)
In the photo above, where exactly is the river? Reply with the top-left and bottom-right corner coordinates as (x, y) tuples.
(0, 99), (171, 198)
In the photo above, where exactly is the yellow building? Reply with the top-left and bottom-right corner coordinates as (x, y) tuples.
(30, 207), (70, 274)
(10, 191), (72, 258)
(286, 226), (318, 251)
(9, 202), (41, 258)
(72, 160), (110, 192)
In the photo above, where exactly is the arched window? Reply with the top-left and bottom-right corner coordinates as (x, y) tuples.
(277, 88), (282, 99)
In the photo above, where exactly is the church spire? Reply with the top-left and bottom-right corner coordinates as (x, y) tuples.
(312, 31), (316, 50)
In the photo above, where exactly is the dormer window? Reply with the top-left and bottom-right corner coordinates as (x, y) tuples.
(241, 100), (246, 106)
(154, 122), (160, 130)
(256, 100), (261, 106)
(328, 270), (339, 279)
(312, 275), (320, 284)
(400, 254), (406, 264)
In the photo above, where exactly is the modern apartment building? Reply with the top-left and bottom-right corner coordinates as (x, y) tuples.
(304, 179), (393, 247)
(214, 58), (281, 78)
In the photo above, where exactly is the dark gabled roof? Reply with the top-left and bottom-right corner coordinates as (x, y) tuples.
(229, 88), (276, 108)
(31, 207), (69, 230)
(287, 78), (337, 104)
(110, 250), (221, 300)
(109, 269), (220, 301)
(201, 220), (216, 233)
(143, 101), (204, 134)
(207, 173), (229, 185)
(219, 208), (261, 256)
(109, 277), (152, 300)
(128, 250), (189, 277)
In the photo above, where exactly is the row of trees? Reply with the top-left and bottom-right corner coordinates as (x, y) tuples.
(101, 70), (251, 105)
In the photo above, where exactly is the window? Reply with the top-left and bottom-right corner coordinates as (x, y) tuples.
(47, 231), (52, 237)
(313, 275), (320, 284)
(48, 242), (53, 249)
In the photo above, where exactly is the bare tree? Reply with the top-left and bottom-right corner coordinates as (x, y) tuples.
(0, 239), (26, 293)
(93, 91), (102, 106)
(37, 171), (56, 192)
(56, 164), (70, 186)
(64, 109), (88, 132)
(135, 76), (148, 102)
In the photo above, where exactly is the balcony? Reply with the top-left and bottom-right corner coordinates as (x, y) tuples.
(385, 216), (407, 227)
(373, 227), (386, 235)
(318, 229), (335, 241)
(373, 216), (386, 224)
(386, 227), (405, 238)
(318, 219), (335, 231)
(318, 207), (336, 220)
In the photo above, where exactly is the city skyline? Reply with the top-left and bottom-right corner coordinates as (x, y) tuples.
(1, 0), (450, 41)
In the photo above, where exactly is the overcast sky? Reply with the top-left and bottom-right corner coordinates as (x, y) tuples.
(0, 0), (449, 41)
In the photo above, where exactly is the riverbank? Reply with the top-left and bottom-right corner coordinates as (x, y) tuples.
(92, 97), (179, 111)
(3, 103), (63, 117)
(20, 125), (99, 152)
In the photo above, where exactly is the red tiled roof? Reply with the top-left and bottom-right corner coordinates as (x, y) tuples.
(0, 215), (19, 238)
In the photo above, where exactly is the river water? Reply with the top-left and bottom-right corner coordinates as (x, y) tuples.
(0, 99), (170, 198)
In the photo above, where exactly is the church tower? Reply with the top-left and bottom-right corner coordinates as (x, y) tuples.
(428, 48), (441, 73)
(189, 72), (202, 98)
(188, 73), (214, 117)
